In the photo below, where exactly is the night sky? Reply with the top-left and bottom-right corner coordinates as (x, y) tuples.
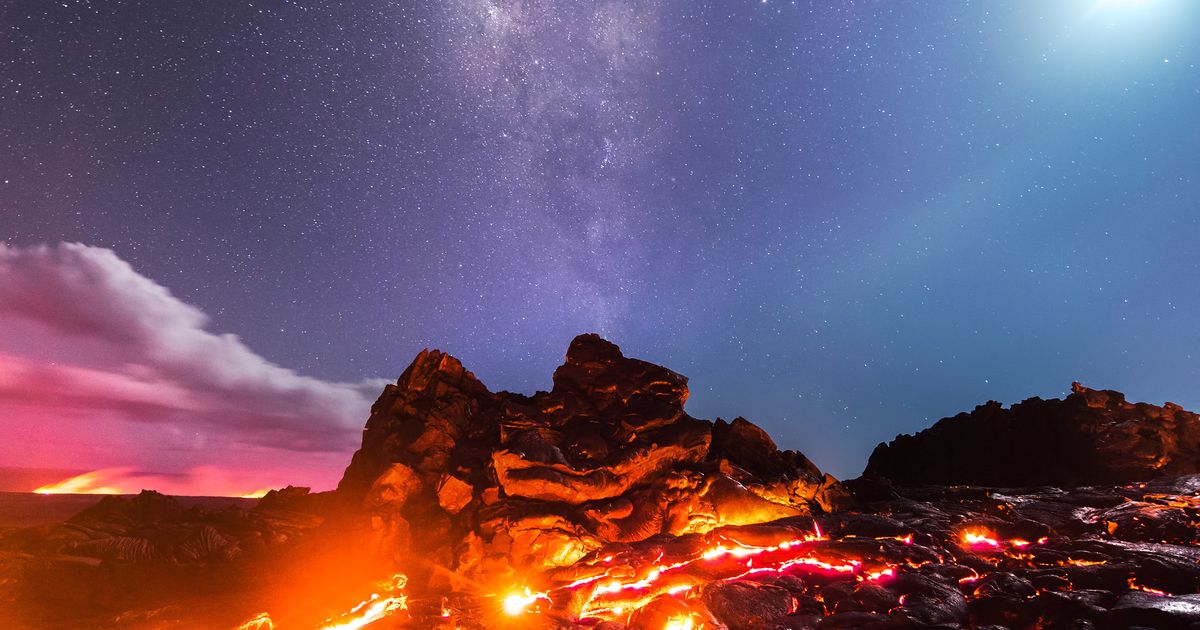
(2, 0), (1199, 493)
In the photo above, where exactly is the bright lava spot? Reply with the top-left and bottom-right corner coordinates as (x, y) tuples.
(960, 528), (1048, 552)
(502, 587), (549, 616)
(865, 567), (895, 581)
(961, 529), (1001, 547)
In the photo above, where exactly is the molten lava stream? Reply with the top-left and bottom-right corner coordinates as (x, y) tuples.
(539, 529), (898, 625)
(238, 575), (411, 630)
(958, 527), (1046, 552)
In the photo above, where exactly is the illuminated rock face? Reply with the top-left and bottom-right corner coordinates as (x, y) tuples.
(335, 333), (846, 584)
(864, 382), (1200, 487)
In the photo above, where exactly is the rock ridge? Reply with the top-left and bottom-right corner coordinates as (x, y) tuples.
(864, 382), (1200, 487)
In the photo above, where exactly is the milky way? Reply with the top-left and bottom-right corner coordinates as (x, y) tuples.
(1, 0), (1198, 483)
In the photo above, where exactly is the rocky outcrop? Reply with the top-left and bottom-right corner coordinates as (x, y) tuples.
(335, 333), (845, 585)
(863, 382), (1200, 487)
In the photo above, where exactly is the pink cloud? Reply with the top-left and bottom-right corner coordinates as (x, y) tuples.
(0, 243), (383, 494)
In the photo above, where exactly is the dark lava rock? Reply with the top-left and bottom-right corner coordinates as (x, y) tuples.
(890, 572), (968, 626)
(702, 580), (795, 629)
(1112, 591), (1200, 629)
(1027, 590), (1111, 628)
(815, 611), (888, 628)
(848, 583), (898, 614)
(864, 382), (1200, 486)
(2, 490), (322, 566)
(969, 571), (1036, 598)
(70, 490), (186, 528)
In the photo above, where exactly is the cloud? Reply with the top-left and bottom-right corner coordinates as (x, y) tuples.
(0, 242), (383, 492)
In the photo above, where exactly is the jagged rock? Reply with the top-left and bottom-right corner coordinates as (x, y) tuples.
(334, 333), (841, 584)
(365, 463), (424, 510)
(436, 474), (473, 514)
(863, 382), (1200, 486)
(338, 349), (493, 501)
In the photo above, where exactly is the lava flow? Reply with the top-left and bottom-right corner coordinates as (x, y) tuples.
(551, 523), (899, 624)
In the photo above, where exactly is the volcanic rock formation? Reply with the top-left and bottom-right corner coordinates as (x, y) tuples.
(334, 333), (847, 587)
(7, 338), (1200, 629)
(864, 382), (1200, 487)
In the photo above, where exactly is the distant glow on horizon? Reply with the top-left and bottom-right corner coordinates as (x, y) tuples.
(34, 471), (124, 495)
(31, 468), (281, 498)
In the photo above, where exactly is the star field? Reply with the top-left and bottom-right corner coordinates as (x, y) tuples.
(2, 0), (1199, 479)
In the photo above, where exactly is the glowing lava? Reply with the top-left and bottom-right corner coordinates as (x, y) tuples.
(501, 587), (550, 616)
(319, 574), (410, 630)
(959, 528), (1046, 552)
(961, 529), (1001, 548)
(535, 522), (901, 624)
(1128, 578), (1167, 596)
